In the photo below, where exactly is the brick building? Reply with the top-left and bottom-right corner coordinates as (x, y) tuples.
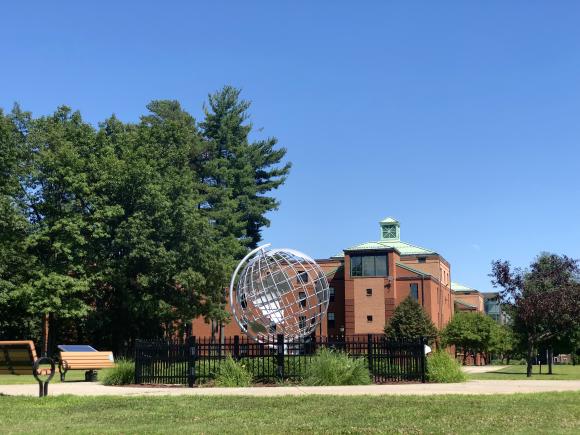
(451, 281), (505, 324)
(318, 217), (453, 337)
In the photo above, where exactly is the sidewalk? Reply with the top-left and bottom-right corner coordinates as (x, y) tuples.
(2, 380), (580, 397)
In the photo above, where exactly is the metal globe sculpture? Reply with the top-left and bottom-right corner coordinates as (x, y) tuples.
(229, 244), (330, 342)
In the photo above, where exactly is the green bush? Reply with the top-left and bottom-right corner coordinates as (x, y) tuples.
(302, 348), (371, 386)
(426, 351), (466, 383)
(101, 359), (135, 386)
(214, 356), (252, 387)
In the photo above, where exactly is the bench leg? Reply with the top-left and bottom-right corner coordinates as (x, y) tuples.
(58, 362), (66, 382)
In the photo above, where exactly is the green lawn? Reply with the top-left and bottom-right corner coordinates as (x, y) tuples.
(0, 393), (578, 434)
(0, 370), (88, 385)
(468, 364), (580, 380)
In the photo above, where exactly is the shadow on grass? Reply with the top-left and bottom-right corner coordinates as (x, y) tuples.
(478, 371), (571, 377)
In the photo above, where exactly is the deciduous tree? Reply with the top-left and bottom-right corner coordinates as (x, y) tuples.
(441, 311), (497, 365)
(490, 253), (580, 376)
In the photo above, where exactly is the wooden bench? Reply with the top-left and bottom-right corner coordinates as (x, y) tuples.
(0, 340), (55, 396)
(58, 349), (115, 382)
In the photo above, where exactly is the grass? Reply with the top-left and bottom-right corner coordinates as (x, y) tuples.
(0, 393), (578, 433)
(101, 359), (135, 386)
(426, 350), (466, 383)
(0, 370), (86, 385)
(302, 348), (371, 386)
(468, 364), (580, 380)
(214, 356), (252, 387)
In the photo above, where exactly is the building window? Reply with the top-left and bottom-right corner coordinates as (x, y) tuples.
(299, 291), (307, 308)
(351, 256), (362, 276)
(240, 293), (247, 309)
(350, 254), (388, 277)
(367, 315), (373, 322)
(410, 283), (419, 301)
(382, 225), (397, 239)
(327, 312), (335, 329)
(299, 316), (306, 330)
(297, 271), (309, 283)
(329, 287), (335, 302)
(418, 257), (426, 263)
(366, 288), (373, 296)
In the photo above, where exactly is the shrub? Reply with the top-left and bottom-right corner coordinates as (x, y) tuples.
(214, 356), (252, 387)
(426, 351), (466, 383)
(101, 359), (135, 386)
(302, 348), (371, 386)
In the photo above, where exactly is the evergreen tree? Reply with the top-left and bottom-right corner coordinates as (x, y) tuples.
(384, 297), (437, 342)
(200, 86), (291, 248)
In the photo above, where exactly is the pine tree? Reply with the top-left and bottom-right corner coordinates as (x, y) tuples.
(200, 86), (291, 248)
(384, 297), (437, 342)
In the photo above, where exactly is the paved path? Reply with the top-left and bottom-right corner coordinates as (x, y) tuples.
(1, 380), (580, 397)
(461, 365), (508, 374)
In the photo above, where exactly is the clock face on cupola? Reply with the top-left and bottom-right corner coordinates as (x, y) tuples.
(379, 217), (400, 241)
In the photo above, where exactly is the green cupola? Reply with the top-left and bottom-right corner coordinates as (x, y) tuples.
(380, 217), (400, 241)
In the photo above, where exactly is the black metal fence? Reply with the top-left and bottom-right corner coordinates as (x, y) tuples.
(134, 335), (426, 386)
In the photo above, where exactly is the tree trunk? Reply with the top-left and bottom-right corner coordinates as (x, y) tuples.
(526, 342), (535, 377)
(41, 313), (49, 357)
(548, 347), (553, 375)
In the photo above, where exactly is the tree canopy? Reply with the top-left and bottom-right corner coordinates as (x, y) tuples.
(490, 253), (580, 376)
(0, 87), (290, 352)
(441, 311), (498, 364)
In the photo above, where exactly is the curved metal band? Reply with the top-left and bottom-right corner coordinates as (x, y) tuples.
(33, 357), (56, 381)
(229, 244), (271, 335)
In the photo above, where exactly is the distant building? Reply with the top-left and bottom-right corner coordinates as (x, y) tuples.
(451, 282), (505, 324)
(319, 217), (453, 336)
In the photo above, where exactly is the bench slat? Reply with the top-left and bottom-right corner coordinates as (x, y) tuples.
(0, 368), (32, 375)
(0, 340), (37, 375)
(60, 351), (115, 371)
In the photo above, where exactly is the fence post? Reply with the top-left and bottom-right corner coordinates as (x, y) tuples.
(187, 336), (196, 388)
(276, 334), (285, 380)
(367, 334), (373, 374)
(420, 337), (426, 383)
(134, 340), (142, 384)
(233, 335), (240, 361)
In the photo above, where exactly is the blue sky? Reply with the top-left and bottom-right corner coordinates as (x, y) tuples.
(2, 1), (579, 291)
